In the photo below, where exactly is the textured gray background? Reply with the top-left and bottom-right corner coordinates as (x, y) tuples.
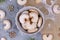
(0, 0), (42, 40)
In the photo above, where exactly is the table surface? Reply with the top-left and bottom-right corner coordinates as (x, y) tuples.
(0, 0), (60, 40)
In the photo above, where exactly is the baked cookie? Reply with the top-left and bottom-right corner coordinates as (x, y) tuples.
(17, 0), (27, 5)
(3, 20), (11, 30)
(0, 10), (5, 19)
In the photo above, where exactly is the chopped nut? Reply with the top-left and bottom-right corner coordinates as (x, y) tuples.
(8, 5), (14, 11)
(9, 31), (16, 38)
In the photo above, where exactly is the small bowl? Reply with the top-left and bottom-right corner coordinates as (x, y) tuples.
(15, 6), (45, 35)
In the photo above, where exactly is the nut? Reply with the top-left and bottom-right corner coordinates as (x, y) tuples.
(9, 31), (16, 38)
